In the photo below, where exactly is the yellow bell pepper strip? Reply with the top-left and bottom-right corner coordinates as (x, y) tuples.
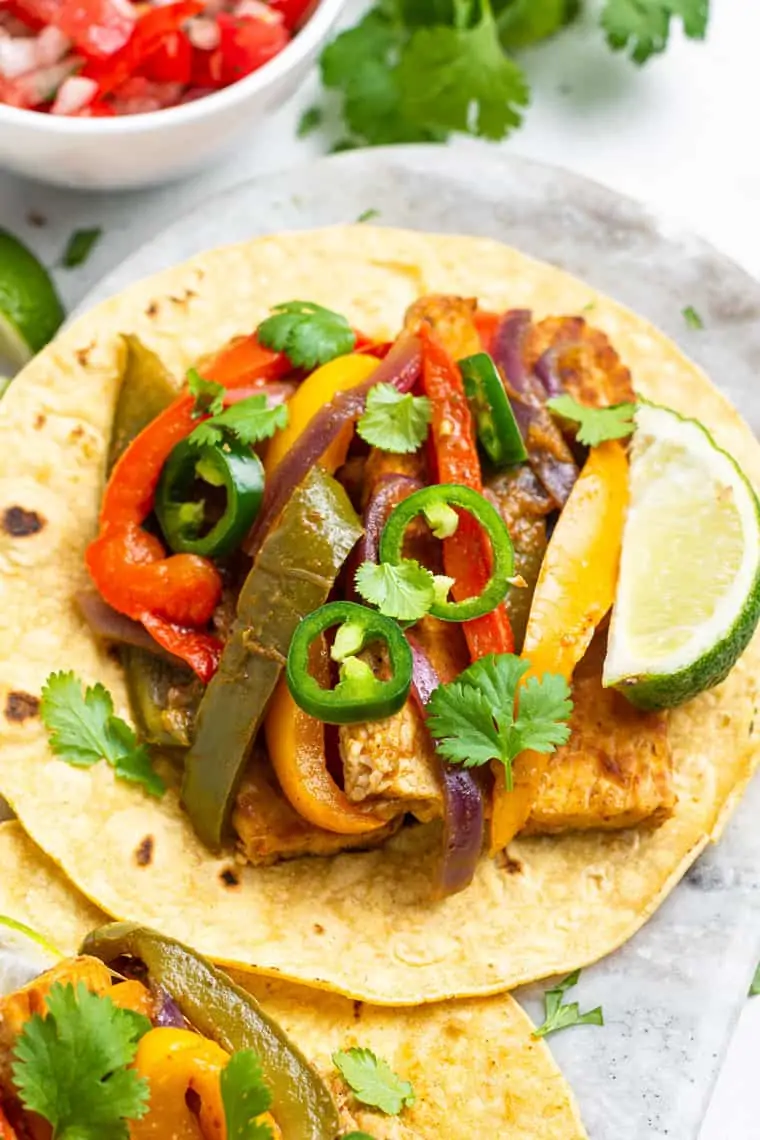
(109, 979), (156, 1021)
(266, 640), (388, 834)
(265, 353), (379, 475)
(130, 1028), (281, 1140)
(490, 440), (629, 850)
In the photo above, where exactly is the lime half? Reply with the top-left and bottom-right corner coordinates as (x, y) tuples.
(603, 400), (760, 710)
(0, 915), (61, 996)
(0, 230), (64, 367)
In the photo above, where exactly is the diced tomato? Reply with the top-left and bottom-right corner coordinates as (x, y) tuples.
(13, 0), (137, 58)
(269, 0), (312, 30)
(140, 29), (192, 85)
(82, 0), (202, 95)
(215, 12), (288, 85)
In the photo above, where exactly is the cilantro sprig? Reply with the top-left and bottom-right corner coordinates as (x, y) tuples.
(426, 654), (572, 790)
(750, 961), (760, 997)
(355, 559), (453, 622)
(257, 301), (356, 370)
(357, 384), (432, 454)
(13, 982), (151, 1139)
(188, 368), (225, 418)
(311, 0), (707, 150)
(40, 672), (165, 798)
(188, 394), (288, 450)
(546, 394), (636, 447)
(532, 969), (604, 1039)
(221, 1050), (274, 1140)
(333, 1047), (415, 1116)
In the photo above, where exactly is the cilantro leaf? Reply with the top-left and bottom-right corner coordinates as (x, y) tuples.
(397, 0), (529, 141)
(13, 982), (150, 1139)
(257, 301), (356, 370)
(601, 0), (708, 63)
(682, 304), (704, 330)
(188, 368), (224, 418)
(426, 653), (572, 789)
(357, 384), (432, 454)
(750, 962), (760, 997)
(62, 227), (102, 269)
(532, 969), (604, 1038)
(40, 672), (165, 798)
(189, 395), (288, 450)
(333, 1048), (415, 1115)
(355, 559), (440, 622)
(546, 394), (636, 447)
(357, 208), (381, 223)
(221, 1050), (274, 1140)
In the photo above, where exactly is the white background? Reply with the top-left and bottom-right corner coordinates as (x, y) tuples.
(0, 0), (758, 1134)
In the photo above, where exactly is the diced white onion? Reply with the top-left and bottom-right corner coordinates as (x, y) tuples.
(50, 74), (97, 114)
(186, 15), (220, 50)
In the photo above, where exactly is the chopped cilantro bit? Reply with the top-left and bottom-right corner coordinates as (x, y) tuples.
(357, 384), (432, 454)
(546, 394), (636, 447)
(257, 300), (356, 370)
(750, 961), (760, 997)
(62, 227), (102, 269)
(532, 969), (604, 1038)
(12, 982), (151, 1138)
(188, 395), (288, 450)
(40, 671), (165, 798)
(682, 304), (704, 330)
(357, 208), (380, 222)
(187, 368), (225, 418)
(426, 653), (572, 791)
(333, 1047), (415, 1115)
(355, 558), (440, 622)
(297, 105), (323, 137)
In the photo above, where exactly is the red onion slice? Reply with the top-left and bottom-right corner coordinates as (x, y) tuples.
(244, 334), (422, 558)
(76, 590), (184, 664)
(346, 473), (424, 600)
(407, 634), (484, 898)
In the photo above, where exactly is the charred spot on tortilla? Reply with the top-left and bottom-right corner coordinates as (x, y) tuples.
(75, 343), (95, 368)
(314, 923), (325, 934)
(2, 506), (44, 537)
(220, 866), (240, 888)
(352, 1000), (363, 1021)
(495, 851), (523, 875)
(134, 835), (154, 867)
(4, 691), (40, 723)
(146, 301), (159, 318)
(33, 413), (46, 430)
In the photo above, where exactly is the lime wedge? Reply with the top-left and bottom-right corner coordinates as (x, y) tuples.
(603, 400), (760, 710)
(0, 915), (62, 996)
(0, 230), (64, 367)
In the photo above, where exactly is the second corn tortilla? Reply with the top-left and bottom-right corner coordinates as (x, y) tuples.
(0, 821), (587, 1139)
(0, 227), (758, 1003)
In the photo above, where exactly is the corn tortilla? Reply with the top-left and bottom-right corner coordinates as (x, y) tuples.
(0, 228), (758, 1003)
(0, 821), (586, 1140)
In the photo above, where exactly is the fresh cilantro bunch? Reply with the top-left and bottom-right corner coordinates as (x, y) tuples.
(309, 0), (708, 149)
(12, 982), (151, 1139)
(427, 653), (572, 789)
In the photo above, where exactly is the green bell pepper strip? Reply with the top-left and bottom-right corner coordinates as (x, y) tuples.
(286, 601), (413, 725)
(81, 922), (340, 1140)
(459, 352), (528, 468)
(155, 437), (265, 560)
(379, 484), (514, 623)
(183, 466), (363, 849)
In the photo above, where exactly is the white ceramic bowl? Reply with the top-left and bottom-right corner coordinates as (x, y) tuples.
(0, 0), (345, 190)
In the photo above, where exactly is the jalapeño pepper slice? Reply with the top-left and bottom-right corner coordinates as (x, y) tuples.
(286, 601), (413, 724)
(156, 436), (265, 559)
(380, 484), (514, 623)
(459, 352), (527, 468)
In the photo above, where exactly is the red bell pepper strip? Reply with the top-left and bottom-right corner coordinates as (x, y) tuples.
(473, 308), (499, 353)
(86, 339), (290, 682)
(0, 1106), (18, 1140)
(420, 325), (514, 658)
(83, 1), (203, 96)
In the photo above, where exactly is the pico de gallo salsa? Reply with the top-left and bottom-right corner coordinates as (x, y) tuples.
(0, 0), (308, 115)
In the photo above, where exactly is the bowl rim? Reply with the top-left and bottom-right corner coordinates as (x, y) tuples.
(0, 0), (344, 134)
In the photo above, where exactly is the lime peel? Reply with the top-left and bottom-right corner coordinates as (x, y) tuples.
(0, 230), (65, 366)
(603, 400), (760, 710)
(0, 914), (62, 996)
